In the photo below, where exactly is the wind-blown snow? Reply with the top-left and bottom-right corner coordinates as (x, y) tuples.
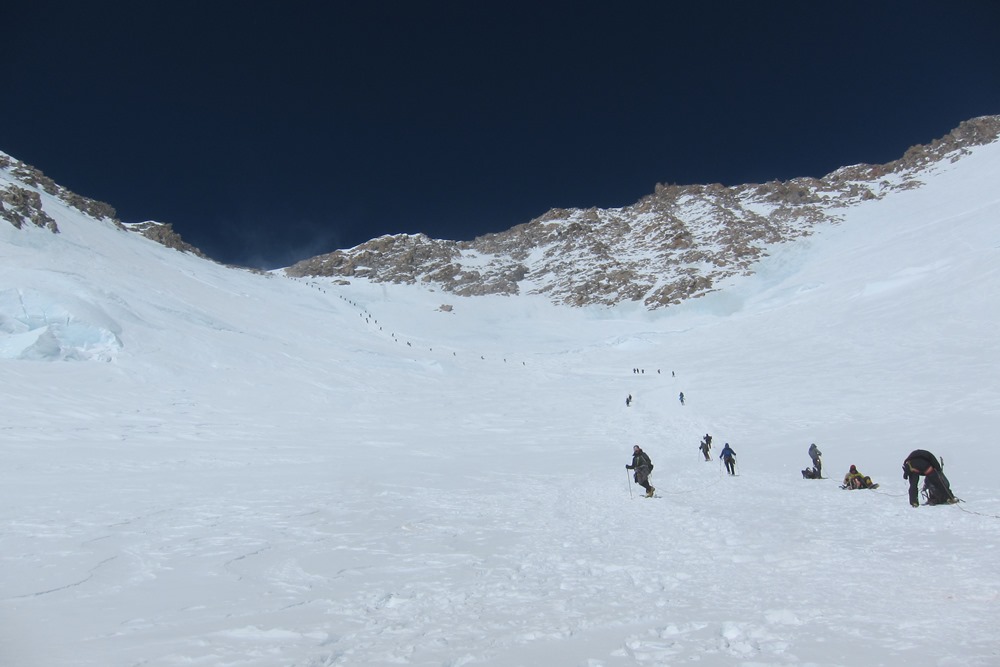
(1, 141), (999, 666)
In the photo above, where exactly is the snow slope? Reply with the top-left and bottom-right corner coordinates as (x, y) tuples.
(1, 140), (999, 666)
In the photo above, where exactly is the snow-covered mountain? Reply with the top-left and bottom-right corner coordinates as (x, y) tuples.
(1, 122), (999, 666)
(286, 116), (1000, 308)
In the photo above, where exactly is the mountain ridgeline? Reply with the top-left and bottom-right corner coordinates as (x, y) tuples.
(0, 153), (207, 258)
(4, 116), (1000, 310)
(284, 116), (1000, 308)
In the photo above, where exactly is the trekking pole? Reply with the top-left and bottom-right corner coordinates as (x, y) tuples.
(625, 467), (634, 499)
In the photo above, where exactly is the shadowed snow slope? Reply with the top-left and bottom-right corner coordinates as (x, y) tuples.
(2, 139), (1000, 666)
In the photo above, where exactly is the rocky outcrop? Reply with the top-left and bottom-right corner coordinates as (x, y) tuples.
(0, 184), (58, 232)
(1, 151), (209, 259)
(124, 221), (209, 258)
(0, 153), (120, 230)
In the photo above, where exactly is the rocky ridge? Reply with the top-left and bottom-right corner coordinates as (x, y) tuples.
(0, 152), (118, 231)
(3, 117), (998, 308)
(285, 115), (1000, 309)
(0, 151), (208, 259)
(121, 221), (209, 258)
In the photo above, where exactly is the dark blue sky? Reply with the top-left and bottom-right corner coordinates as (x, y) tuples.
(5, 2), (999, 268)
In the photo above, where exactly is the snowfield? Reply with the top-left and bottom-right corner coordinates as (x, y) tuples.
(2, 140), (1000, 666)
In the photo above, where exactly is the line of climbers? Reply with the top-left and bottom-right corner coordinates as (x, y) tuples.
(627, 436), (738, 498)
(627, 438), (959, 507)
(335, 293), (530, 366)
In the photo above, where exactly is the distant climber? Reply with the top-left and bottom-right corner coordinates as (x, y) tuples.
(699, 434), (712, 461)
(678, 392), (685, 406)
(808, 443), (823, 478)
(720, 443), (737, 475)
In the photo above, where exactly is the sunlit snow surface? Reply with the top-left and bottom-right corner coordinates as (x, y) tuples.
(2, 143), (999, 666)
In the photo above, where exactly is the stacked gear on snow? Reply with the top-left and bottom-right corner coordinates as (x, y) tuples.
(801, 466), (822, 479)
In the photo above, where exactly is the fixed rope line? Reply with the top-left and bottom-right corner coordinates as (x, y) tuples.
(870, 487), (908, 498)
(870, 487), (1000, 519)
(955, 503), (1000, 520)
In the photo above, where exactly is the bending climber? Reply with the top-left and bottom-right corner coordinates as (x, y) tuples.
(902, 449), (956, 507)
